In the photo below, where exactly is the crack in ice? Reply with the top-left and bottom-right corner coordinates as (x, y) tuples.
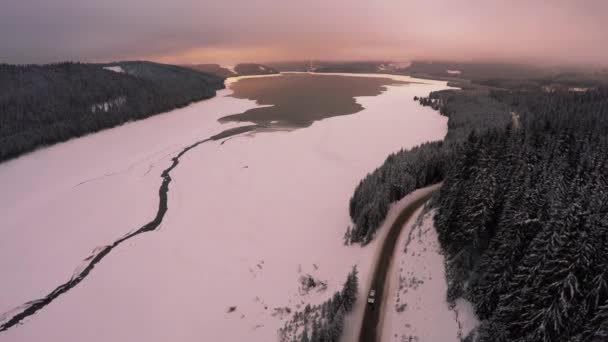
(0, 125), (258, 332)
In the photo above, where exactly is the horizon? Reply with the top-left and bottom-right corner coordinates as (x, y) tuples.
(4, 59), (607, 72)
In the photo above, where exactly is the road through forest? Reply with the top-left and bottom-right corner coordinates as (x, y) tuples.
(358, 185), (440, 342)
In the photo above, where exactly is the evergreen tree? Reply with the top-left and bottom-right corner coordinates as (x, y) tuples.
(341, 266), (359, 311)
(0, 61), (224, 162)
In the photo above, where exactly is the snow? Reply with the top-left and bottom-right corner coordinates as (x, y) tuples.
(381, 208), (479, 341)
(0, 73), (450, 341)
(0, 89), (257, 316)
(568, 87), (589, 92)
(103, 66), (125, 73)
(223, 65), (237, 74)
(511, 111), (521, 129)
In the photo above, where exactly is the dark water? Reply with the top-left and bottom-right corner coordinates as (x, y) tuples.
(221, 73), (408, 127)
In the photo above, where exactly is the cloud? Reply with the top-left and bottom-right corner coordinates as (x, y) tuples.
(1, 0), (607, 65)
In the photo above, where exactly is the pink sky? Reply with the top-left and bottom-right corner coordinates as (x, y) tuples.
(2, 0), (607, 65)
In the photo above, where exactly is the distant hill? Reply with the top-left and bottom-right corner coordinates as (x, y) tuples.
(233, 63), (278, 75)
(312, 61), (408, 74)
(182, 63), (237, 78)
(267, 61), (410, 74)
(267, 60), (608, 90)
(404, 60), (549, 80)
(0, 61), (224, 162)
(183, 63), (278, 77)
(404, 60), (608, 90)
(265, 61), (310, 72)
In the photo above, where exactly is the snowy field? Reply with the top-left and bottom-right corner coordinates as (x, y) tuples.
(0, 73), (449, 341)
(381, 208), (479, 341)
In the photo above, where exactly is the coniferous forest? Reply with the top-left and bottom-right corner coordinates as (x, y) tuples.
(0, 61), (224, 162)
(348, 141), (450, 244)
(348, 88), (512, 243)
(435, 89), (608, 341)
(349, 85), (608, 341)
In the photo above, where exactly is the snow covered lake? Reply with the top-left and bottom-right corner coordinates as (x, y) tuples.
(0, 73), (450, 341)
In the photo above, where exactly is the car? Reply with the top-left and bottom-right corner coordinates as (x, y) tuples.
(367, 289), (376, 305)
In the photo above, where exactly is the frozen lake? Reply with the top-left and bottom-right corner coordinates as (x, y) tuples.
(0, 73), (450, 341)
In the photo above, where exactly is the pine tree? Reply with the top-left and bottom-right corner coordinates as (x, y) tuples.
(341, 266), (359, 311)
(300, 326), (310, 342)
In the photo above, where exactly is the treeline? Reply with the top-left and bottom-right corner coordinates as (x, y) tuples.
(281, 267), (358, 342)
(348, 79), (608, 339)
(347, 89), (511, 244)
(348, 142), (450, 244)
(434, 88), (608, 341)
(405, 60), (608, 91)
(266, 61), (401, 74)
(0, 61), (224, 162)
(420, 90), (512, 142)
(405, 61), (549, 81)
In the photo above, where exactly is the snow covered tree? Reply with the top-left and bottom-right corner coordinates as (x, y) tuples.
(341, 266), (358, 311)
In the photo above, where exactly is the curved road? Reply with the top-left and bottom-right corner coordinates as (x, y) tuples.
(358, 185), (439, 342)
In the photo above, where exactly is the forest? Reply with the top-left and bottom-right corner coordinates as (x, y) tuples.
(405, 61), (608, 91)
(0, 61), (224, 162)
(348, 88), (512, 243)
(349, 84), (608, 340)
(348, 141), (450, 244)
(436, 88), (608, 341)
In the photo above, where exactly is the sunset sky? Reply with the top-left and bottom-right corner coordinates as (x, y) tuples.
(2, 0), (607, 65)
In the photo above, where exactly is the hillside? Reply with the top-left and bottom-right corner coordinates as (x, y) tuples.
(233, 63), (278, 75)
(435, 88), (608, 341)
(182, 63), (237, 78)
(348, 82), (608, 340)
(268, 61), (410, 74)
(0, 61), (224, 162)
(405, 60), (608, 90)
(183, 63), (278, 77)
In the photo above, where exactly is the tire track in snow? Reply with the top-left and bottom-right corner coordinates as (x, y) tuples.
(0, 125), (257, 332)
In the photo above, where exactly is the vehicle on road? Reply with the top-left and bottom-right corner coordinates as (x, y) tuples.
(367, 289), (376, 305)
